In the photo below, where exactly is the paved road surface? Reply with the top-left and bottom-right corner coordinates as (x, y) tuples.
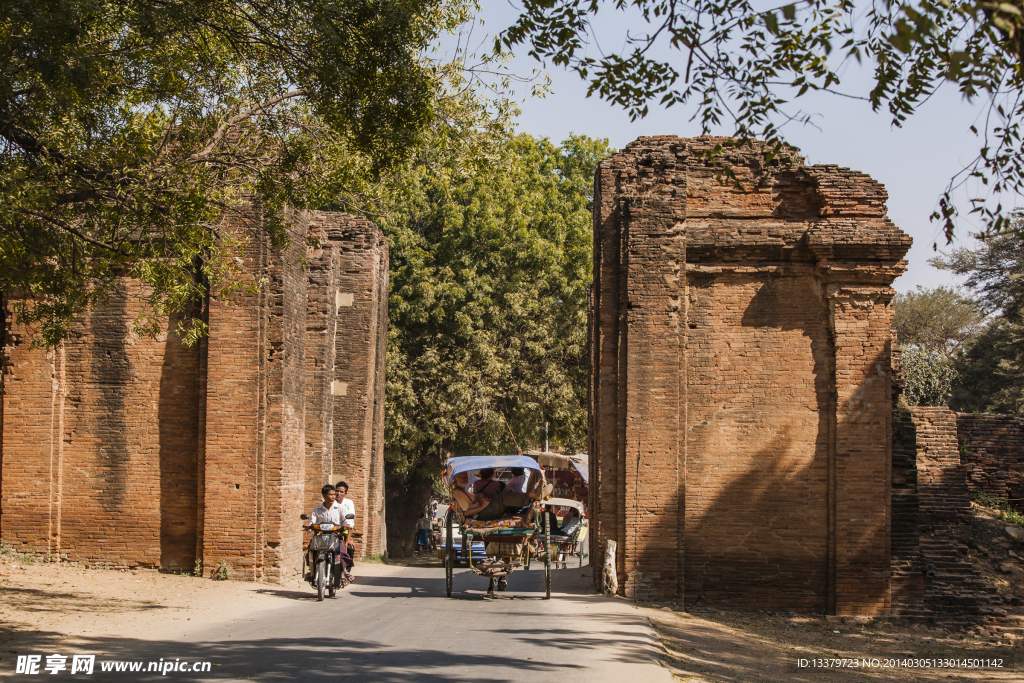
(92, 564), (674, 682)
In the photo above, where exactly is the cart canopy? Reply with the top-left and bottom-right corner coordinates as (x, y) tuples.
(525, 451), (589, 482)
(443, 455), (541, 486)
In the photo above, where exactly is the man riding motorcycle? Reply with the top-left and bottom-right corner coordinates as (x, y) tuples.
(305, 484), (352, 598)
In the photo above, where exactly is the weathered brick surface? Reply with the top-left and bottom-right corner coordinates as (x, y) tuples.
(892, 406), (1005, 621)
(1, 210), (388, 577)
(316, 213), (389, 558)
(0, 284), (201, 569)
(589, 136), (911, 614)
(957, 413), (1024, 505)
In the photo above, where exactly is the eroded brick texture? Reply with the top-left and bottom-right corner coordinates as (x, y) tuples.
(589, 136), (911, 614)
(958, 414), (1024, 505)
(1, 210), (388, 578)
(891, 406), (1006, 620)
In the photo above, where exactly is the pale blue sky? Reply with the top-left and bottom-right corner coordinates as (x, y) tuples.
(469, 3), (1010, 293)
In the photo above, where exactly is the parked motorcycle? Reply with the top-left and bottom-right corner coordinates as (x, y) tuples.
(300, 512), (355, 600)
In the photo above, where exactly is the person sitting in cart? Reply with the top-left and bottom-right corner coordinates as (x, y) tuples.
(470, 467), (504, 497)
(559, 508), (581, 536)
(452, 471), (536, 522)
(540, 505), (570, 537)
(505, 467), (529, 494)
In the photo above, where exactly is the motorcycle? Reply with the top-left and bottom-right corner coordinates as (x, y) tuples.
(300, 512), (355, 601)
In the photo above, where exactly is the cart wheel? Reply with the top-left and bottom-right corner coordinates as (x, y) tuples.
(316, 558), (327, 602)
(523, 544), (531, 571)
(461, 533), (468, 568)
(445, 508), (454, 598)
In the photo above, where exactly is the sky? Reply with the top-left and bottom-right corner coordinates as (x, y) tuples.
(462, 2), (1014, 294)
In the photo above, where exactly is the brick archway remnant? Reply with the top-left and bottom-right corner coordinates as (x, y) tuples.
(0, 209), (387, 581)
(588, 136), (911, 615)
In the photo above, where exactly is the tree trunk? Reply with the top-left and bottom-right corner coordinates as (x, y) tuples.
(385, 465), (434, 558)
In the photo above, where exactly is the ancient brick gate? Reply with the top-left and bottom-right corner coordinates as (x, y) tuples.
(588, 136), (911, 614)
(0, 210), (387, 581)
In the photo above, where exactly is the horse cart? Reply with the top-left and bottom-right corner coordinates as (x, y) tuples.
(442, 455), (554, 599)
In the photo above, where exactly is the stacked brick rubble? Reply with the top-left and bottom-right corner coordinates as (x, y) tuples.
(589, 136), (911, 614)
(891, 406), (1007, 622)
(890, 409), (926, 615)
(958, 414), (1024, 506)
(0, 209), (388, 579)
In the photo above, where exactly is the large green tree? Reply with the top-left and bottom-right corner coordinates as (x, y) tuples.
(1, 0), (464, 346)
(894, 286), (987, 361)
(500, 0), (1024, 239)
(381, 132), (611, 555)
(934, 216), (1024, 414)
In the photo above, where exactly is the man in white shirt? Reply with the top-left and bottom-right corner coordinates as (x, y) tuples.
(310, 484), (343, 525)
(307, 484), (345, 582)
(335, 481), (356, 580)
(334, 480), (356, 529)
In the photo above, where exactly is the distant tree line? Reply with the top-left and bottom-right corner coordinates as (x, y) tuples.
(895, 216), (1024, 414)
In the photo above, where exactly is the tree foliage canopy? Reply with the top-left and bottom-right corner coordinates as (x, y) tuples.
(379, 130), (610, 552)
(383, 132), (610, 485)
(950, 317), (1024, 414)
(901, 345), (956, 407)
(500, 0), (1024, 239)
(931, 216), (1024, 414)
(893, 285), (987, 360)
(1, 0), (463, 346)
(932, 215), (1024, 318)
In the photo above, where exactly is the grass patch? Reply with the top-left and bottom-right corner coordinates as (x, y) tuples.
(361, 554), (388, 564)
(211, 560), (230, 580)
(1000, 507), (1024, 526)
(971, 490), (1024, 526)
(0, 542), (39, 564)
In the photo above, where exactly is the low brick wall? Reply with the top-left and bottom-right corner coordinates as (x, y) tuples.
(957, 413), (1024, 505)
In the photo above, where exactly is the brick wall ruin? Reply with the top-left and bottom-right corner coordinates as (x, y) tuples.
(0, 210), (388, 580)
(891, 406), (1007, 620)
(589, 136), (911, 614)
(958, 414), (1024, 505)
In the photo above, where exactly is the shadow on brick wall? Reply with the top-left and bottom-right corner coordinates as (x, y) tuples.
(158, 310), (201, 572)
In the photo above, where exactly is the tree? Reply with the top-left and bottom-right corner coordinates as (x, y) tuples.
(933, 216), (1024, 414)
(893, 286), (987, 361)
(1, 0), (464, 346)
(950, 317), (1024, 414)
(381, 132), (611, 555)
(500, 0), (1024, 239)
(901, 345), (956, 407)
(931, 214), (1024, 318)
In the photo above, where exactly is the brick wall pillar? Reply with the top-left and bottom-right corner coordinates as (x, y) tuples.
(201, 212), (308, 582)
(824, 284), (894, 615)
(620, 195), (686, 602)
(589, 162), (624, 590)
(324, 216), (388, 558)
(303, 226), (340, 513)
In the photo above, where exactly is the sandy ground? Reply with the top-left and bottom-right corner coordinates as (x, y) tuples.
(650, 608), (1022, 682)
(2, 552), (1022, 681)
(0, 555), (340, 668)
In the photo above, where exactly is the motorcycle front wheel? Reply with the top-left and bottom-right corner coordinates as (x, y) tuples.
(317, 558), (327, 601)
